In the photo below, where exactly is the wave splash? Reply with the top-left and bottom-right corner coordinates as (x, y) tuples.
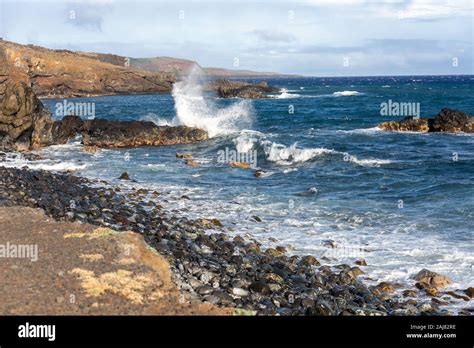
(170, 67), (254, 137)
(263, 142), (337, 166)
(234, 131), (391, 167)
(273, 88), (301, 99)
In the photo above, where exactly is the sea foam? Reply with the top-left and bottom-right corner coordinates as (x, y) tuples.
(333, 90), (363, 96)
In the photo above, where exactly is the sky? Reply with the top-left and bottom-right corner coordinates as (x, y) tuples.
(0, 0), (472, 76)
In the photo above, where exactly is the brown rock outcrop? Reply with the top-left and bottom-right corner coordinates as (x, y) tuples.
(378, 108), (474, 133)
(0, 80), (54, 151)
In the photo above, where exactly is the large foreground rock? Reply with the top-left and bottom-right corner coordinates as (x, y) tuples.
(0, 206), (229, 315)
(378, 108), (474, 133)
(0, 80), (54, 151)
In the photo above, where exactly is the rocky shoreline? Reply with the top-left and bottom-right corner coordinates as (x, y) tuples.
(1, 163), (472, 316)
(0, 80), (208, 152)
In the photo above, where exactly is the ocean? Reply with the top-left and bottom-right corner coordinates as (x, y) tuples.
(10, 74), (474, 301)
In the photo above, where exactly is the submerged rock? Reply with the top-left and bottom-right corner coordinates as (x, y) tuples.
(415, 282), (439, 297)
(355, 258), (367, 266)
(118, 172), (130, 180)
(176, 153), (193, 159)
(446, 291), (470, 301)
(464, 287), (474, 298)
(229, 161), (251, 169)
(185, 159), (200, 167)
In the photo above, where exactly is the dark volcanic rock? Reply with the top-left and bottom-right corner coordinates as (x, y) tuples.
(208, 79), (279, 99)
(431, 108), (474, 133)
(80, 119), (208, 148)
(52, 115), (84, 144)
(378, 108), (474, 133)
(118, 172), (130, 180)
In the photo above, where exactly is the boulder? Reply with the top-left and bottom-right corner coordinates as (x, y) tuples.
(415, 282), (439, 296)
(371, 281), (396, 295)
(412, 269), (452, 288)
(118, 172), (130, 180)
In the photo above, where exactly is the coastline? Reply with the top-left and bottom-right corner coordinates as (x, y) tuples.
(1, 163), (471, 316)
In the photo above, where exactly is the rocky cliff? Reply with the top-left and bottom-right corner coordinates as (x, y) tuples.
(0, 64), (54, 151)
(0, 39), (175, 98)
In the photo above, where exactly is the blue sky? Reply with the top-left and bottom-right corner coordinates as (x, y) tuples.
(0, 0), (472, 76)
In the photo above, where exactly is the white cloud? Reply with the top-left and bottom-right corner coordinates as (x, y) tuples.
(396, 0), (473, 20)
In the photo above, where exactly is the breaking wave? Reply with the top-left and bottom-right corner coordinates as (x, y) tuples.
(233, 131), (392, 167)
(333, 90), (363, 97)
(170, 67), (254, 137)
(273, 88), (301, 99)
